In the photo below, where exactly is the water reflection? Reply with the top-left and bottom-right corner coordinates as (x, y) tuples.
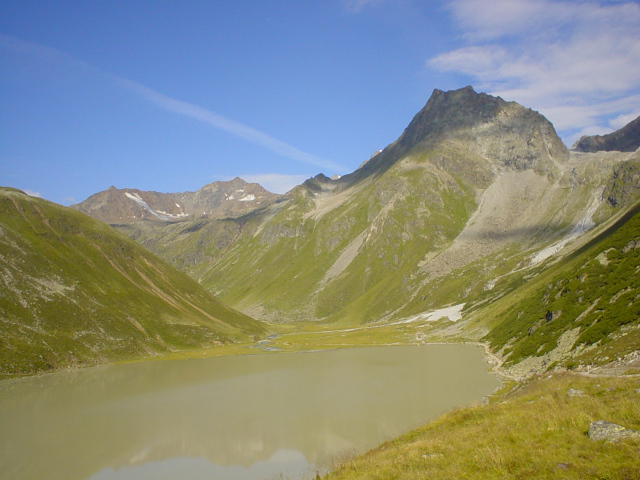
(0, 345), (499, 480)
(88, 450), (313, 480)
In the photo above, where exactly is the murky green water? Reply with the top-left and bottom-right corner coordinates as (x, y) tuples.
(0, 345), (499, 480)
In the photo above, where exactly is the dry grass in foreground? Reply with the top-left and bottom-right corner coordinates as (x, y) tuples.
(325, 373), (640, 479)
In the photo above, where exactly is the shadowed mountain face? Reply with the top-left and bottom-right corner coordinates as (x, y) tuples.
(0, 188), (266, 376)
(71, 177), (282, 224)
(80, 87), (640, 327)
(573, 115), (640, 153)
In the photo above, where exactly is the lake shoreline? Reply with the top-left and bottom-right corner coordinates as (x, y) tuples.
(1, 343), (499, 480)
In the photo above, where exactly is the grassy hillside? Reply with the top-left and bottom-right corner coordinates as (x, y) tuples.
(467, 201), (640, 377)
(116, 143), (500, 325)
(325, 373), (640, 480)
(110, 149), (636, 328)
(0, 188), (266, 376)
(195, 152), (486, 324)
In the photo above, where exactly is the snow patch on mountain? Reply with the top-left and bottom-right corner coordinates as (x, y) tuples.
(124, 192), (189, 221)
(530, 185), (604, 265)
(398, 304), (465, 324)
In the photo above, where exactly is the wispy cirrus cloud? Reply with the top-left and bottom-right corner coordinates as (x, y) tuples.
(0, 34), (343, 173)
(114, 77), (344, 173)
(429, 0), (640, 143)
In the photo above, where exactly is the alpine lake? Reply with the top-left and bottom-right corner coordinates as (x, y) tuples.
(0, 344), (499, 480)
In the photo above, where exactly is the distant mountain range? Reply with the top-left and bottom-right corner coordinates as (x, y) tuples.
(4, 86), (640, 377)
(72, 177), (283, 224)
(78, 87), (639, 325)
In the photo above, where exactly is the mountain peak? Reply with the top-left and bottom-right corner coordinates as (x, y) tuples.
(573, 115), (640, 153)
(363, 86), (569, 175)
(394, 86), (500, 149)
(431, 84), (476, 97)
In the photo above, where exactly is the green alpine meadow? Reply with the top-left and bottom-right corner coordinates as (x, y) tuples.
(0, 187), (266, 376)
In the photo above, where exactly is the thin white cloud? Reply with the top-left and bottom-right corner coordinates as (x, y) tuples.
(0, 34), (94, 74)
(240, 173), (310, 194)
(430, 0), (640, 141)
(445, 0), (573, 40)
(23, 189), (41, 198)
(1, 34), (343, 173)
(610, 110), (640, 130)
(113, 77), (344, 173)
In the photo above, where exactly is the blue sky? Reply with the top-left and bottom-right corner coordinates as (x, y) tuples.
(1, 0), (639, 204)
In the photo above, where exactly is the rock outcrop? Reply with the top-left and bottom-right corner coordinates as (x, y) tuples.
(588, 420), (640, 441)
(603, 156), (640, 206)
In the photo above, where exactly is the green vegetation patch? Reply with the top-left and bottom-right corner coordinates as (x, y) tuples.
(484, 201), (640, 368)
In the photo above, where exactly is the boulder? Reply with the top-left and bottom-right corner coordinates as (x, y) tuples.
(588, 420), (640, 441)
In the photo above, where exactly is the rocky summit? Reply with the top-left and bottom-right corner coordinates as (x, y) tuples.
(340, 86), (568, 191)
(374, 86), (568, 173)
(573, 115), (640, 153)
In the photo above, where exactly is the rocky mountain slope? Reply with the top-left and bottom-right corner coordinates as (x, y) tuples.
(97, 87), (639, 327)
(486, 199), (640, 378)
(72, 177), (282, 224)
(417, 195), (640, 377)
(0, 188), (266, 376)
(573, 115), (640, 153)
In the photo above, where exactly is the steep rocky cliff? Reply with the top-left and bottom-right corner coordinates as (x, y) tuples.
(343, 86), (568, 184)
